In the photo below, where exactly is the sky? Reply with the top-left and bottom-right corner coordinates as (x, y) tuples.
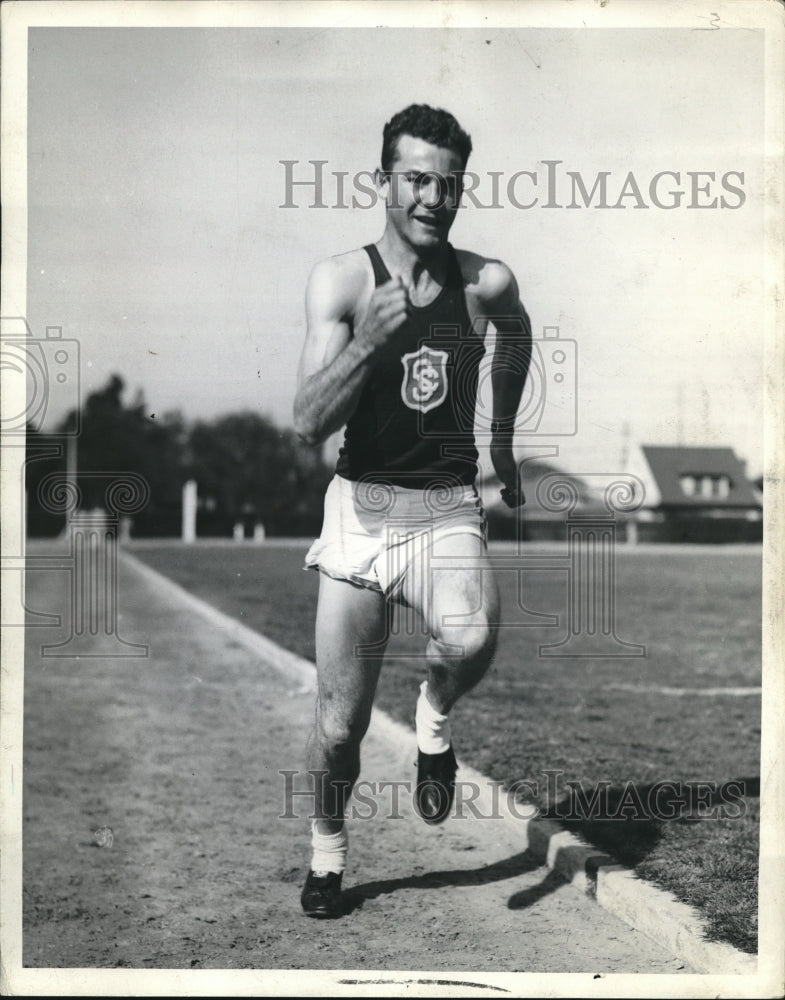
(24, 21), (766, 479)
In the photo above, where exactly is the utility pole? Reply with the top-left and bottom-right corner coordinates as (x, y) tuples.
(620, 420), (630, 472)
(64, 431), (77, 532)
(676, 382), (684, 446)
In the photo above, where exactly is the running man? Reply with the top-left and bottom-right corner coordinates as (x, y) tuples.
(293, 104), (531, 917)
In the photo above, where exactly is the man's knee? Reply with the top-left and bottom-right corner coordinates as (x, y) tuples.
(432, 612), (497, 667)
(315, 703), (371, 751)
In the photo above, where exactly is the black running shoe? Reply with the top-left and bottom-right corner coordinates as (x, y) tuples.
(300, 869), (344, 918)
(415, 744), (458, 825)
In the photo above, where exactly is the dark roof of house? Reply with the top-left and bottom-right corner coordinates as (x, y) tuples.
(641, 445), (761, 508)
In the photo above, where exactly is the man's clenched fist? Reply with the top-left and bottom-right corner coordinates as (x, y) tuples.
(355, 276), (410, 350)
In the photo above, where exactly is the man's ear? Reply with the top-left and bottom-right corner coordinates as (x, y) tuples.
(376, 168), (404, 210)
(375, 167), (389, 201)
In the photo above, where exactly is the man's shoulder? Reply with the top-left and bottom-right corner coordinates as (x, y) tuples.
(307, 248), (373, 316)
(454, 248), (519, 308)
(310, 247), (371, 286)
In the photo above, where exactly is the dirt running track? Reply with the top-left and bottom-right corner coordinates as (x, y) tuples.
(20, 545), (691, 980)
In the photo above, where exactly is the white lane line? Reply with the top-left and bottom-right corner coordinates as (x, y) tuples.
(603, 683), (761, 697)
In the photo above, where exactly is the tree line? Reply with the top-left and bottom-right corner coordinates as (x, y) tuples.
(25, 374), (332, 538)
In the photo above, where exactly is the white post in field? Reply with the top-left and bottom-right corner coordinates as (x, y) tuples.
(182, 479), (197, 543)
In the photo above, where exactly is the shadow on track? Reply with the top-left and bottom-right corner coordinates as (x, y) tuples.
(343, 849), (565, 915)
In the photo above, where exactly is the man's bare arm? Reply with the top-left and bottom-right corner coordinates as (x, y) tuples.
(491, 279), (532, 428)
(293, 258), (409, 446)
(480, 263), (533, 505)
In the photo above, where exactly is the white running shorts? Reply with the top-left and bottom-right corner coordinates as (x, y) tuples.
(304, 475), (487, 600)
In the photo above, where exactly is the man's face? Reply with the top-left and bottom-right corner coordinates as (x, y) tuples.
(378, 135), (465, 250)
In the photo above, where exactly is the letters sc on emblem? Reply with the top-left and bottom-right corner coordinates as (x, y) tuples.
(400, 346), (450, 413)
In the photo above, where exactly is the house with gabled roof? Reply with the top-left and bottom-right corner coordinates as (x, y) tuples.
(477, 444), (761, 544)
(632, 445), (762, 543)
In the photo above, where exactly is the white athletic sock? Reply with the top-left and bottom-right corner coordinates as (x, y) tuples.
(416, 680), (452, 755)
(310, 822), (348, 876)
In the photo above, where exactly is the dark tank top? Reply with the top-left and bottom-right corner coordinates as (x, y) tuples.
(335, 243), (483, 487)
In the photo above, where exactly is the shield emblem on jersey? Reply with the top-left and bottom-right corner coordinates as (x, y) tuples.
(401, 346), (449, 413)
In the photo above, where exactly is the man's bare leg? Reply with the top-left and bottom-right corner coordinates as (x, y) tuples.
(301, 574), (389, 916)
(402, 530), (499, 713)
(307, 573), (389, 835)
(401, 530), (499, 823)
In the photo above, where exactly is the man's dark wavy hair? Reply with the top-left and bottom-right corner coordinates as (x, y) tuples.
(381, 104), (472, 172)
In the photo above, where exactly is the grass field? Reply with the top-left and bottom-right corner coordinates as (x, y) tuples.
(129, 540), (762, 953)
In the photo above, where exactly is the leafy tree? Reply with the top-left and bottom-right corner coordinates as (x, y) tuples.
(24, 423), (68, 537)
(26, 374), (331, 538)
(187, 411), (331, 537)
(53, 374), (186, 536)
